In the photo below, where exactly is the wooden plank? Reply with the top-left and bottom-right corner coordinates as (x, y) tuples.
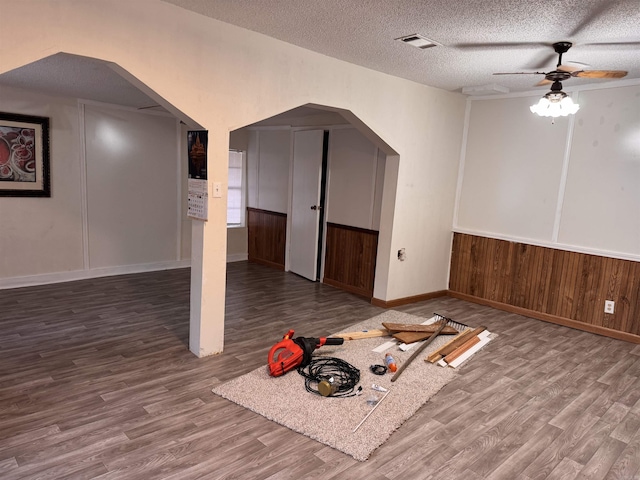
(391, 331), (430, 344)
(443, 335), (481, 364)
(381, 323), (459, 335)
(425, 328), (473, 363)
(426, 327), (486, 363)
(402, 329), (462, 344)
(447, 333), (492, 369)
(333, 329), (389, 340)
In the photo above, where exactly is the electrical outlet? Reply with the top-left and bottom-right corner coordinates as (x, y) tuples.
(604, 300), (615, 314)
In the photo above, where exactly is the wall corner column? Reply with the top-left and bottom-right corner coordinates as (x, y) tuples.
(189, 138), (228, 358)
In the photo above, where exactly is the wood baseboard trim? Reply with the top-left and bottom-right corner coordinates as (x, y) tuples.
(447, 290), (640, 345)
(371, 290), (448, 308)
(247, 257), (285, 271)
(323, 278), (372, 299)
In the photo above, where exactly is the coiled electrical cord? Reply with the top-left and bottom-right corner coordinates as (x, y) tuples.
(369, 364), (387, 375)
(297, 357), (360, 398)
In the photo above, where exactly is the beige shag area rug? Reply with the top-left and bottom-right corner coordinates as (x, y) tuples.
(211, 311), (459, 461)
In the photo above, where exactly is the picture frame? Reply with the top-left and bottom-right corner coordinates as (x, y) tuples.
(187, 130), (208, 180)
(0, 112), (51, 197)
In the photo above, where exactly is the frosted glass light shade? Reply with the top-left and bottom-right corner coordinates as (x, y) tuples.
(530, 92), (580, 117)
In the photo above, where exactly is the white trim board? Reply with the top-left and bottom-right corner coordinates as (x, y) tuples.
(1, 255), (252, 290)
(0, 260), (192, 290)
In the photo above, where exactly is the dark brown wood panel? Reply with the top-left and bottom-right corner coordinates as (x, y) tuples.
(247, 208), (286, 270)
(323, 223), (378, 298)
(449, 233), (640, 340)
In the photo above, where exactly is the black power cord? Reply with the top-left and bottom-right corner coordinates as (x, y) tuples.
(297, 357), (360, 398)
(369, 364), (387, 375)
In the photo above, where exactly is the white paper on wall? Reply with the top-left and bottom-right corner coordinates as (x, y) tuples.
(188, 178), (208, 220)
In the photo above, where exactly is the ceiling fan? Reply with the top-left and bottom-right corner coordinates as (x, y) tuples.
(491, 41), (629, 118)
(493, 41), (628, 87)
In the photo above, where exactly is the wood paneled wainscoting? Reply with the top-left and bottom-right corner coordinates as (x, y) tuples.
(323, 223), (378, 299)
(247, 208), (287, 270)
(449, 233), (640, 343)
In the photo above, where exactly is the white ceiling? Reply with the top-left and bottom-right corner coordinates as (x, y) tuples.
(0, 0), (638, 112)
(162, 0), (640, 93)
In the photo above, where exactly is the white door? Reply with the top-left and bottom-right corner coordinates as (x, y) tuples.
(289, 130), (324, 281)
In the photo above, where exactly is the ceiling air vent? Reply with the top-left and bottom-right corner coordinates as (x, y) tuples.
(396, 34), (440, 49)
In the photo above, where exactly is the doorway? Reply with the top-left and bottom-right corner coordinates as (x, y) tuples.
(288, 129), (329, 281)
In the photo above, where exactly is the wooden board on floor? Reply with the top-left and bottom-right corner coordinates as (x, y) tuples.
(333, 329), (389, 340)
(426, 327), (486, 363)
(382, 323), (459, 335)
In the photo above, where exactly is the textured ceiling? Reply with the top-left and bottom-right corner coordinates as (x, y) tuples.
(163, 0), (640, 93)
(1, 0), (638, 113)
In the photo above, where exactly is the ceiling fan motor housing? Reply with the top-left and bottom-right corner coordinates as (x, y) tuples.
(553, 41), (572, 55)
(545, 70), (572, 82)
(545, 80), (568, 103)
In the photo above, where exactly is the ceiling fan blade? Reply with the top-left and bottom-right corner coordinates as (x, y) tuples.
(568, 0), (627, 36)
(572, 70), (628, 79)
(493, 72), (546, 76)
(453, 42), (548, 50)
(565, 60), (591, 67)
(581, 41), (640, 49)
(557, 64), (581, 73)
(526, 52), (557, 70)
(535, 78), (552, 87)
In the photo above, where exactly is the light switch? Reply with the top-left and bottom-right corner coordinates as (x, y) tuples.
(213, 182), (222, 198)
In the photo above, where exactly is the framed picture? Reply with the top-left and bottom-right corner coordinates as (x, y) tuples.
(0, 112), (50, 197)
(187, 130), (208, 180)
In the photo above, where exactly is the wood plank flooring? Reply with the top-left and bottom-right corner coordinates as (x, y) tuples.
(1, 262), (640, 479)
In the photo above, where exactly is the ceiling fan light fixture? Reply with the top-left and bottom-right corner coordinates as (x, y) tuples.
(530, 90), (579, 118)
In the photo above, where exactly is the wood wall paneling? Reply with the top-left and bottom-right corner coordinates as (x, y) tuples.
(449, 233), (640, 342)
(247, 208), (286, 270)
(323, 223), (378, 298)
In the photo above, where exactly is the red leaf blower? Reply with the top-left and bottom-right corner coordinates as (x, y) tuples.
(267, 329), (344, 377)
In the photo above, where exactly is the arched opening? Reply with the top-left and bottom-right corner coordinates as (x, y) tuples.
(0, 54), (402, 357)
(223, 104), (399, 303)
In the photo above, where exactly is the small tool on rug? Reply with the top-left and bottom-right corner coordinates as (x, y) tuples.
(354, 389), (392, 432)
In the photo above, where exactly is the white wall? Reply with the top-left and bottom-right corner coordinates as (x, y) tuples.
(0, 0), (467, 355)
(84, 104), (179, 268)
(457, 95), (567, 241)
(0, 85), (187, 288)
(456, 82), (640, 261)
(0, 86), (85, 280)
(252, 129), (291, 213)
(558, 85), (640, 255)
(246, 125), (385, 235)
(326, 127), (381, 230)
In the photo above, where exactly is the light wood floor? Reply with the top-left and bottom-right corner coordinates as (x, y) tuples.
(1, 262), (640, 479)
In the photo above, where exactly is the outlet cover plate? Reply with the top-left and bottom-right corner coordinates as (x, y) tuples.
(604, 300), (615, 314)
